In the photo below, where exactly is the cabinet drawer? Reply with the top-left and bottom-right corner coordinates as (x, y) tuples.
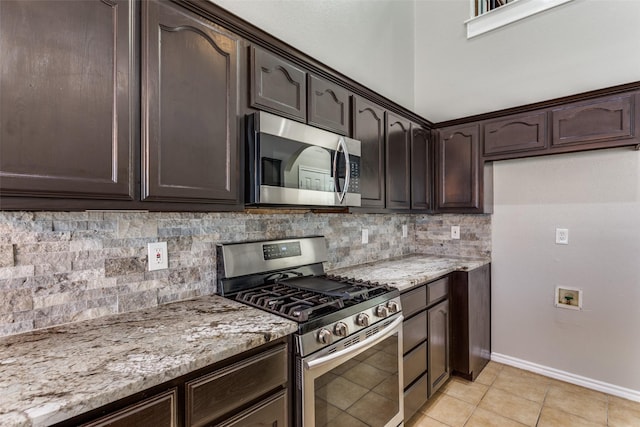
(218, 390), (287, 427)
(186, 344), (288, 427)
(401, 285), (427, 318)
(403, 374), (428, 422)
(427, 277), (448, 305)
(403, 310), (427, 353)
(82, 389), (177, 427)
(403, 342), (427, 388)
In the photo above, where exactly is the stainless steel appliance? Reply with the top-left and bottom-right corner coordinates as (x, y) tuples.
(217, 236), (403, 427)
(246, 111), (361, 207)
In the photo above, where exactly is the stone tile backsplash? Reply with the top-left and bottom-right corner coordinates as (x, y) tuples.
(0, 211), (490, 337)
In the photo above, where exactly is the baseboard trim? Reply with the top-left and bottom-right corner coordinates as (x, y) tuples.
(491, 352), (640, 402)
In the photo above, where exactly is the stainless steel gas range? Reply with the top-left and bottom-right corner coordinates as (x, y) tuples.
(216, 236), (404, 427)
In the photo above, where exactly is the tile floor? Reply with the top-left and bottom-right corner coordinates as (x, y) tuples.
(406, 362), (640, 427)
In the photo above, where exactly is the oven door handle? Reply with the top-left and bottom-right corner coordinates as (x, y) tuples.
(304, 315), (403, 370)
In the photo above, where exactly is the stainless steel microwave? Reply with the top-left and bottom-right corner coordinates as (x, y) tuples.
(246, 111), (361, 207)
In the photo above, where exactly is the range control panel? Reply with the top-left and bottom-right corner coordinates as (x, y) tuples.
(262, 241), (302, 260)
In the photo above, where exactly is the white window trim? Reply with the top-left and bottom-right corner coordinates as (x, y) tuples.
(465, 0), (574, 39)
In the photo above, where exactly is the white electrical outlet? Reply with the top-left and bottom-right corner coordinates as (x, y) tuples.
(556, 228), (569, 245)
(451, 225), (460, 240)
(148, 242), (168, 271)
(402, 224), (408, 238)
(362, 229), (369, 244)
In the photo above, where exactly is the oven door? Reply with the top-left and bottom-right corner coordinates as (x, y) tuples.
(299, 314), (404, 427)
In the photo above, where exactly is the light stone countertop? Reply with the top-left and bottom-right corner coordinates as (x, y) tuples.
(328, 254), (490, 291)
(0, 295), (298, 427)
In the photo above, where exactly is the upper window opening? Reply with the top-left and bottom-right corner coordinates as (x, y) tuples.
(466, 0), (574, 39)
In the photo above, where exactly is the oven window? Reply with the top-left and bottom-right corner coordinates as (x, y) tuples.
(314, 334), (399, 426)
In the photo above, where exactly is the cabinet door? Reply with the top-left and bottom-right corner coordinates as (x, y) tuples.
(186, 344), (287, 427)
(436, 124), (482, 213)
(0, 0), (135, 200)
(142, 0), (240, 204)
(308, 75), (350, 135)
(411, 124), (433, 211)
(82, 389), (177, 427)
(386, 113), (411, 210)
(250, 46), (306, 122)
(352, 96), (386, 208)
(218, 390), (287, 427)
(451, 264), (491, 381)
(428, 299), (449, 397)
(551, 93), (638, 148)
(483, 111), (548, 158)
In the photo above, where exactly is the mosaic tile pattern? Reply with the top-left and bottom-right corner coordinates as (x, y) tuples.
(412, 214), (491, 259)
(0, 211), (491, 337)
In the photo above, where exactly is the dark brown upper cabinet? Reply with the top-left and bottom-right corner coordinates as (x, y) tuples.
(436, 124), (485, 213)
(0, 0), (135, 202)
(411, 125), (433, 211)
(142, 0), (240, 204)
(551, 92), (639, 149)
(482, 111), (548, 159)
(386, 113), (411, 210)
(250, 46), (307, 122)
(352, 96), (386, 209)
(307, 75), (350, 135)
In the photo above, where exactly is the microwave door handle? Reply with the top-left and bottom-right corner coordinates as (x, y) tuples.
(333, 137), (350, 203)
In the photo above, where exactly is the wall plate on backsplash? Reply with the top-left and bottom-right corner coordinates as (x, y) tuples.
(555, 286), (582, 310)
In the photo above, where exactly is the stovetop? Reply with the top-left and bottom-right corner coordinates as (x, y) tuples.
(216, 236), (403, 355)
(235, 275), (397, 323)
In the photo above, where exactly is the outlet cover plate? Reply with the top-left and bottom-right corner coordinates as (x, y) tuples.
(451, 226), (460, 240)
(556, 228), (569, 244)
(362, 229), (369, 244)
(148, 242), (168, 271)
(402, 224), (408, 238)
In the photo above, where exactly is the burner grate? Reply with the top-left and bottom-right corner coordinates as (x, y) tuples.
(236, 284), (345, 322)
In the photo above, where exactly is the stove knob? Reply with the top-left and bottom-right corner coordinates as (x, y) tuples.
(334, 322), (349, 337)
(386, 301), (400, 314)
(317, 328), (333, 344)
(376, 305), (390, 318)
(356, 313), (370, 327)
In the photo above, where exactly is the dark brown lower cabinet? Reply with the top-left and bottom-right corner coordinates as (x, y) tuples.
(81, 389), (178, 427)
(427, 299), (449, 396)
(451, 264), (491, 381)
(55, 340), (289, 427)
(185, 344), (288, 426)
(401, 277), (450, 421)
(218, 390), (287, 427)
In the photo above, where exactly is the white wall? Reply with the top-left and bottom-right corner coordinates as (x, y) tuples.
(491, 148), (640, 394)
(415, 0), (640, 122)
(211, 0), (416, 111)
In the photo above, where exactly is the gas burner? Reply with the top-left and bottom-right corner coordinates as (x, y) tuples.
(235, 284), (345, 322)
